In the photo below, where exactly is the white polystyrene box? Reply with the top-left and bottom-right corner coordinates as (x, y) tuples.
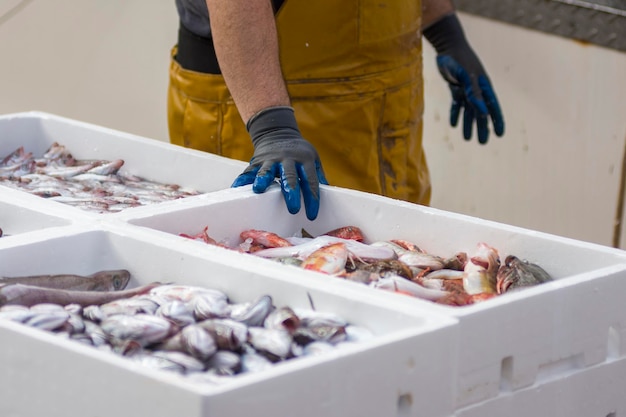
(116, 184), (626, 409)
(0, 111), (247, 215)
(453, 356), (626, 417)
(0, 223), (459, 417)
(0, 187), (86, 238)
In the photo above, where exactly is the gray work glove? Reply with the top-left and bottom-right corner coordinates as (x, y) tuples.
(231, 106), (328, 220)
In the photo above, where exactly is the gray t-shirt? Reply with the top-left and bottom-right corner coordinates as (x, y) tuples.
(176, 0), (211, 37)
(176, 0), (285, 38)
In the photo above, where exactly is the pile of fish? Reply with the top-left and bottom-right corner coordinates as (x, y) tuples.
(0, 143), (200, 213)
(180, 225), (554, 307)
(0, 269), (370, 382)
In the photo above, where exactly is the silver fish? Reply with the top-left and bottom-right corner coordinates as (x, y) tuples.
(248, 327), (293, 361)
(189, 293), (230, 321)
(101, 313), (172, 347)
(293, 323), (347, 346)
(24, 310), (69, 331)
(156, 300), (195, 327)
(160, 325), (217, 361)
(0, 305), (36, 323)
(84, 320), (108, 347)
(101, 297), (160, 317)
(230, 295), (273, 327)
(149, 285), (228, 304)
(197, 319), (248, 351)
(205, 350), (241, 376)
(83, 305), (105, 323)
(371, 275), (448, 301)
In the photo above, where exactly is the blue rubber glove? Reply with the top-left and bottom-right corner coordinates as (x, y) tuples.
(423, 14), (504, 144)
(231, 106), (328, 220)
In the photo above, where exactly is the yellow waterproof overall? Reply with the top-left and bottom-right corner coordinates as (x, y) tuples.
(168, 0), (431, 205)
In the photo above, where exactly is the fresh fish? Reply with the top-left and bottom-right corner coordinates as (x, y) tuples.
(179, 325), (218, 361)
(229, 295), (274, 327)
(239, 229), (292, 248)
(496, 255), (553, 294)
(149, 285), (228, 304)
(188, 293), (230, 321)
(159, 324), (217, 361)
(390, 239), (423, 252)
(398, 251), (445, 271)
(0, 143), (200, 213)
(83, 305), (105, 322)
(422, 269), (465, 281)
(292, 309), (348, 328)
(463, 243), (500, 295)
(0, 269), (131, 292)
(322, 226), (365, 242)
(0, 282), (160, 307)
(300, 242), (348, 275)
(101, 313), (172, 347)
(197, 319), (249, 351)
(205, 350), (241, 376)
(352, 259), (413, 280)
(254, 235), (395, 260)
(70, 332), (95, 346)
(1, 146), (30, 167)
(0, 305), (36, 323)
(64, 303), (83, 315)
(24, 310), (70, 331)
(100, 296), (160, 317)
(63, 313), (86, 335)
(371, 275), (448, 301)
(156, 300), (195, 327)
(292, 322), (347, 346)
(264, 306), (300, 333)
(84, 320), (108, 347)
(442, 252), (468, 270)
(248, 327), (293, 361)
(85, 159), (124, 175)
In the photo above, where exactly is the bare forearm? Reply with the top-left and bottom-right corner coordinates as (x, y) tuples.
(206, 0), (290, 123)
(422, 0), (455, 29)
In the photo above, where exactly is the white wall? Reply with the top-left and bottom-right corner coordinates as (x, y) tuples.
(1, 2), (625, 248)
(422, 14), (626, 249)
(0, 0), (178, 142)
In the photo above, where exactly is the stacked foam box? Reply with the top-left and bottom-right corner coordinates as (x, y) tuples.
(118, 177), (626, 416)
(0, 112), (458, 417)
(2, 112), (626, 416)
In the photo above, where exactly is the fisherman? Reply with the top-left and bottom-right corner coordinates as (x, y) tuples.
(168, 0), (505, 220)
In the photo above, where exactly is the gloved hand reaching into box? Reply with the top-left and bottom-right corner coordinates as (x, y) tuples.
(231, 106), (328, 221)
